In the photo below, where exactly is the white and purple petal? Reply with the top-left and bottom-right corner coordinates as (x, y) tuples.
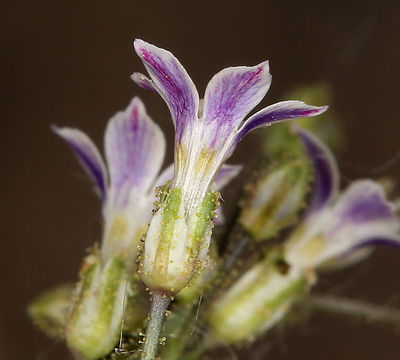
(52, 125), (108, 199)
(134, 39), (199, 142)
(316, 180), (400, 266)
(104, 97), (165, 208)
(331, 180), (398, 229)
(295, 126), (339, 214)
(237, 101), (328, 144)
(202, 62), (271, 148)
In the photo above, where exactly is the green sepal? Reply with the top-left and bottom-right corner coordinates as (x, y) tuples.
(28, 284), (73, 339)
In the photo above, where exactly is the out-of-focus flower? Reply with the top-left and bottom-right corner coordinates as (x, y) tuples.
(132, 39), (328, 295)
(209, 127), (400, 344)
(53, 97), (168, 359)
(209, 249), (309, 344)
(285, 128), (400, 269)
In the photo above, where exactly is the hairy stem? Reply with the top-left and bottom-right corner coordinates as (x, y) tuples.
(141, 292), (171, 360)
(303, 294), (400, 329)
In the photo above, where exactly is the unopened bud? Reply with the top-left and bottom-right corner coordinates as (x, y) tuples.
(65, 249), (129, 360)
(240, 159), (312, 241)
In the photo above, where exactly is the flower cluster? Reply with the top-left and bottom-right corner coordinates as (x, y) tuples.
(28, 42), (400, 360)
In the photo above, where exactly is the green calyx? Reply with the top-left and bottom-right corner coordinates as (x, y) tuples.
(66, 251), (130, 360)
(209, 250), (309, 344)
(153, 187), (183, 280)
(28, 284), (73, 339)
(191, 191), (219, 258)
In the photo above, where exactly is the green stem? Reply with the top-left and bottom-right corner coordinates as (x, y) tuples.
(303, 294), (400, 329)
(141, 292), (171, 360)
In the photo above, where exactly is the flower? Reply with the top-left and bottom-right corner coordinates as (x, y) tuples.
(285, 127), (400, 269)
(132, 39), (328, 294)
(53, 97), (240, 359)
(209, 128), (400, 344)
(53, 97), (170, 265)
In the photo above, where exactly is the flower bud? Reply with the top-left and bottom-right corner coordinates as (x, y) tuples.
(239, 158), (312, 241)
(209, 250), (311, 344)
(139, 188), (219, 295)
(65, 249), (130, 360)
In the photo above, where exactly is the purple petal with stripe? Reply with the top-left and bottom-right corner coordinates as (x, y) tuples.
(237, 101), (328, 143)
(52, 125), (107, 199)
(131, 72), (157, 92)
(105, 97), (165, 206)
(202, 62), (271, 148)
(295, 126), (339, 214)
(309, 180), (400, 267)
(332, 180), (398, 227)
(134, 39), (199, 142)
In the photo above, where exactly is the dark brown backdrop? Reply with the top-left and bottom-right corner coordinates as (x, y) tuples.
(2, 1), (400, 359)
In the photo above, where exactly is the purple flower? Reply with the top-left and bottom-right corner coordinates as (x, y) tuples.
(53, 97), (240, 263)
(132, 40), (328, 294)
(52, 97), (241, 358)
(285, 127), (400, 269)
(132, 40), (328, 217)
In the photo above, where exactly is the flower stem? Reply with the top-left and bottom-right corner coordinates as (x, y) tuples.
(141, 291), (171, 360)
(303, 294), (400, 329)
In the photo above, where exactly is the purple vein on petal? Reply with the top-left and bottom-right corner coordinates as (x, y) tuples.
(105, 97), (165, 201)
(134, 39), (199, 142)
(295, 126), (339, 214)
(52, 125), (108, 199)
(202, 62), (271, 147)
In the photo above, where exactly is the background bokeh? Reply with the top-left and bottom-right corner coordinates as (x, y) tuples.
(2, 0), (400, 359)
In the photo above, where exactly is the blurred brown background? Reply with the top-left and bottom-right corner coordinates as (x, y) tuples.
(2, 0), (400, 359)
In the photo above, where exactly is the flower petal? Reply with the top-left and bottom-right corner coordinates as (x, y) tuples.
(214, 164), (243, 190)
(295, 126), (339, 213)
(134, 39), (199, 142)
(130, 72), (156, 92)
(313, 180), (400, 266)
(104, 97), (165, 206)
(202, 62), (271, 147)
(237, 101), (328, 143)
(52, 125), (107, 199)
(332, 180), (398, 228)
(351, 235), (400, 251)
